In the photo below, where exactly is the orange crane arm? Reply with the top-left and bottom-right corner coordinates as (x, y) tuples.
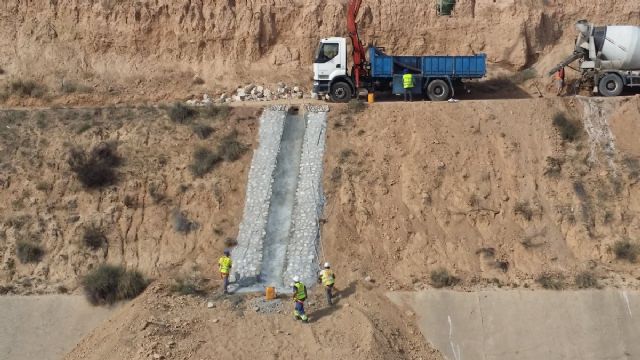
(347, 0), (367, 88)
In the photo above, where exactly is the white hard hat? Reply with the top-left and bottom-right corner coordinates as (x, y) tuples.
(324, 262), (330, 268)
(292, 276), (300, 283)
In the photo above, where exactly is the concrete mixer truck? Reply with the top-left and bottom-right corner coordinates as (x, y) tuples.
(550, 20), (640, 97)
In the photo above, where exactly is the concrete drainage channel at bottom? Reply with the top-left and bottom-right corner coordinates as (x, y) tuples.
(231, 105), (328, 294)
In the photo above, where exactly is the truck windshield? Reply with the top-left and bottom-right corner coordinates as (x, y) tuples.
(314, 43), (339, 63)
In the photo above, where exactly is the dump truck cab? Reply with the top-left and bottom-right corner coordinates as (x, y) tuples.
(312, 37), (351, 100)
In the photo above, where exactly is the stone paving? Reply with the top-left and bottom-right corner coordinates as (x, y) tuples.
(231, 105), (328, 292)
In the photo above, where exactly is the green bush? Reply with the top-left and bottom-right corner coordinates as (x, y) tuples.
(430, 268), (459, 288)
(16, 241), (44, 263)
(82, 264), (148, 305)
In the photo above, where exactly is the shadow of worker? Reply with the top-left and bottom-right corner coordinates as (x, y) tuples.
(311, 280), (357, 322)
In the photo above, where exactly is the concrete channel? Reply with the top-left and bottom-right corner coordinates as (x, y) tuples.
(231, 105), (328, 292)
(389, 289), (640, 360)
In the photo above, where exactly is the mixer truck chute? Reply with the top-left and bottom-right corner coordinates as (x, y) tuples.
(550, 20), (640, 97)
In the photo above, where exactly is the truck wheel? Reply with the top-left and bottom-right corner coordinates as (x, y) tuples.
(427, 79), (450, 101)
(598, 73), (623, 97)
(330, 82), (352, 103)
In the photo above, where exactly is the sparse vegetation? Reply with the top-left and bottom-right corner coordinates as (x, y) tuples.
(123, 194), (137, 208)
(16, 241), (44, 263)
(172, 209), (199, 234)
(76, 122), (92, 134)
(218, 130), (247, 162)
(68, 142), (121, 188)
(613, 239), (640, 262)
(224, 237), (238, 247)
(339, 149), (355, 164)
(35, 181), (52, 191)
(170, 275), (206, 296)
(168, 102), (197, 123)
(62, 81), (92, 94)
(514, 201), (534, 221)
(82, 264), (148, 305)
(201, 104), (230, 121)
(190, 147), (221, 177)
(346, 99), (366, 114)
(148, 182), (165, 203)
(510, 68), (537, 84)
(575, 271), (599, 289)
(8, 79), (47, 98)
(552, 112), (582, 142)
(543, 156), (563, 177)
(83, 226), (107, 250)
(192, 124), (214, 139)
(536, 272), (565, 290)
(430, 268), (459, 288)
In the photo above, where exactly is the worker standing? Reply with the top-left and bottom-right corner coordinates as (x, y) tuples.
(403, 69), (414, 102)
(218, 249), (232, 294)
(291, 276), (309, 322)
(554, 67), (565, 96)
(318, 262), (336, 306)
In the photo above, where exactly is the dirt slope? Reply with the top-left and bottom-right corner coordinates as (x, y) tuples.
(0, 106), (259, 294)
(321, 96), (640, 291)
(65, 281), (442, 360)
(1, 1), (638, 104)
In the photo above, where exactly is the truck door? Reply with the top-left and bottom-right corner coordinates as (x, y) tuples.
(314, 42), (343, 79)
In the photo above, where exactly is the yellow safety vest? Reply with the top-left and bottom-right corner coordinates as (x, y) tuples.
(403, 73), (414, 89)
(320, 269), (335, 286)
(293, 282), (307, 301)
(218, 256), (232, 274)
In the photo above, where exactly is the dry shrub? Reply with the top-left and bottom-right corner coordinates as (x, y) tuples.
(613, 239), (640, 262)
(190, 147), (221, 177)
(514, 201), (534, 221)
(218, 130), (247, 162)
(170, 275), (206, 296)
(168, 102), (197, 123)
(201, 104), (230, 121)
(192, 124), (214, 139)
(82, 265), (148, 305)
(68, 142), (121, 188)
(552, 113), (582, 142)
(16, 241), (44, 263)
(83, 226), (107, 250)
(9, 79), (47, 98)
(575, 271), (599, 289)
(536, 272), (565, 290)
(430, 268), (459, 288)
(172, 209), (199, 234)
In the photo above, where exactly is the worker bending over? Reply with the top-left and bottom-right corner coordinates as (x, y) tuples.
(318, 262), (336, 306)
(218, 249), (232, 294)
(403, 69), (415, 102)
(291, 276), (309, 322)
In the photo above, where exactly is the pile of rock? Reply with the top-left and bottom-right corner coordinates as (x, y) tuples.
(184, 83), (307, 106)
(231, 83), (307, 102)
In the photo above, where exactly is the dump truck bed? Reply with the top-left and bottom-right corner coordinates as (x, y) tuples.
(369, 47), (487, 79)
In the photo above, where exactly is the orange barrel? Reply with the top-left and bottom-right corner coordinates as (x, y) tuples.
(265, 286), (276, 300)
(367, 93), (375, 104)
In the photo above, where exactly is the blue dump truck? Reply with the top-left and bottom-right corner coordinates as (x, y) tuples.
(368, 47), (487, 101)
(313, 37), (487, 102)
(312, 0), (487, 102)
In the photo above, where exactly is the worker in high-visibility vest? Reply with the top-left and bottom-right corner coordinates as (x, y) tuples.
(403, 69), (415, 102)
(318, 262), (336, 306)
(291, 276), (309, 322)
(218, 249), (232, 294)
(554, 67), (565, 96)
